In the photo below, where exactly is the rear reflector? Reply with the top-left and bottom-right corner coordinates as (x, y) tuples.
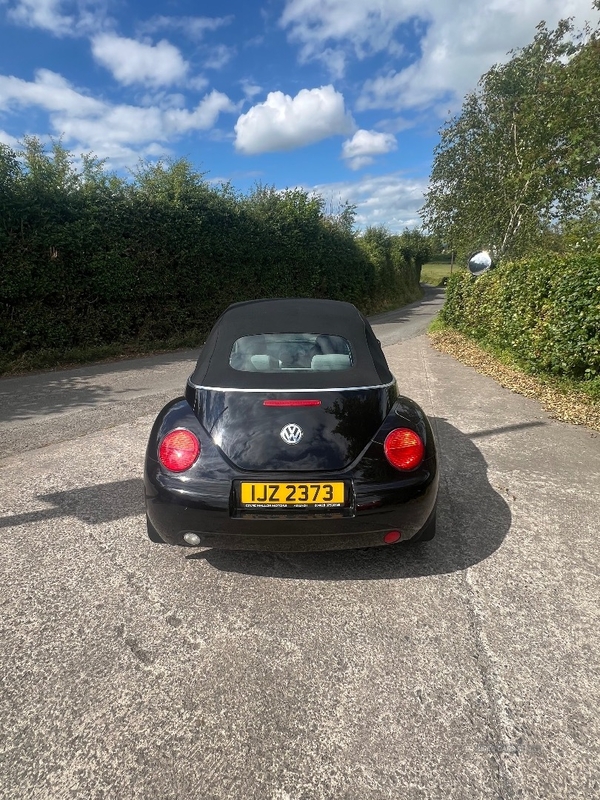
(263, 399), (321, 407)
(159, 429), (200, 472)
(384, 530), (402, 544)
(384, 428), (425, 471)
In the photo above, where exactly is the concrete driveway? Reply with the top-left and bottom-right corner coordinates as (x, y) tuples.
(0, 288), (598, 800)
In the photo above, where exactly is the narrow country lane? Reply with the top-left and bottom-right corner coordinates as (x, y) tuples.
(0, 288), (598, 800)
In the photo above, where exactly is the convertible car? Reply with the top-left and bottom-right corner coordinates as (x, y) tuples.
(144, 298), (438, 551)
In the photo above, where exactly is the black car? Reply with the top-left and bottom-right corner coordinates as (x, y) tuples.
(144, 298), (438, 551)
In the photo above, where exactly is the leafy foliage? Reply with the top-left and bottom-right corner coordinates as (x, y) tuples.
(0, 140), (423, 373)
(356, 226), (429, 309)
(422, 13), (600, 259)
(440, 255), (600, 380)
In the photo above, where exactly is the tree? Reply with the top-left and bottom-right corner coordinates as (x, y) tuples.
(421, 12), (600, 260)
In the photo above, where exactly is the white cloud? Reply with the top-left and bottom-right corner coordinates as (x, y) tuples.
(0, 69), (103, 115)
(203, 44), (235, 70)
(310, 172), (428, 231)
(314, 48), (347, 80)
(139, 14), (234, 41)
(0, 69), (237, 165)
(375, 116), (416, 134)
(8, 0), (74, 34)
(91, 34), (189, 88)
(52, 90), (237, 147)
(280, 0), (600, 110)
(188, 75), (210, 92)
(280, 0), (408, 68)
(164, 90), (238, 132)
(240, 80), (262, 100)
(342, 129), (396, 170)
(0, 129), (21, 149)
(7, 0), (107, 36)
(234, 85), (354, 155)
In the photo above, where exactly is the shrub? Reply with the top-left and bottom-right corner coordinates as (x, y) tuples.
(0, 141), (424, 373)
(440, 254), (600, 379)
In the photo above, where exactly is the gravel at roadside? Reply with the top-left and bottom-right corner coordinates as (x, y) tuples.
(428, 328), (600, 433)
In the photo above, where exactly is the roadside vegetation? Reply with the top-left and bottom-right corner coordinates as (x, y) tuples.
(420, 254), (457, 287)
(429, 323), (600, 432)
(422, 5), (600, 424)
(0, 139), (429, 375)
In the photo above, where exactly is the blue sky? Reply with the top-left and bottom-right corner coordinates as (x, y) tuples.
(0, 0), (597, 230)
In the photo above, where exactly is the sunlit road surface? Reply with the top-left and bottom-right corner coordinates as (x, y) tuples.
(1, 288), (599, 799)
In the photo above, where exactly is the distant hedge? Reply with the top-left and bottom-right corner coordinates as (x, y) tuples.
(0, 139), (427, 373)
(440, 254), (600, 380)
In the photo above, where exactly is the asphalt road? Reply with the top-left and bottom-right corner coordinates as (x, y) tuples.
(1, 286), (599, 800)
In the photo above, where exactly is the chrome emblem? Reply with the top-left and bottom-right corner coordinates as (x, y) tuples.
(280, 423), (303, 445)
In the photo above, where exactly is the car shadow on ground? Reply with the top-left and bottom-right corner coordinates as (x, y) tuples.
(3, 418), (523, 580)
(0, 349), (197, 424)
(0, 478), (145, 528)
(0, 374), (118, 424)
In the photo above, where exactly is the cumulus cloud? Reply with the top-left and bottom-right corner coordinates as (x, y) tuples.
(234, 85), (354, 155)
(91, 34), (189, 88)
(342, 129), (396, 170)
(0, 69), (237, 165)
(310, 172), (428, 231)
(280, 0), (600, 110)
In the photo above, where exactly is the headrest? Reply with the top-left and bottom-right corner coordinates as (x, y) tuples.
(311, 354), (352, 371)
(250, 355), (279, 371)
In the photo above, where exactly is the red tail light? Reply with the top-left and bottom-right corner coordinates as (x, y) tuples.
(158, 429), (200, 472)
(384, 428), (424, 471)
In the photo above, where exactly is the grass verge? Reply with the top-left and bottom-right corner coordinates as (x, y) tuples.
(428, 321), (600, 432)
(420, 262), (465, 286)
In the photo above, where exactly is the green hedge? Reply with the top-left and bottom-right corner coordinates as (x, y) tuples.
(0, 140), (424, 373)
(441, 254), (600, 379)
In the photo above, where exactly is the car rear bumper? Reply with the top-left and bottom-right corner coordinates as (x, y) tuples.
(144, 469), (438, 551)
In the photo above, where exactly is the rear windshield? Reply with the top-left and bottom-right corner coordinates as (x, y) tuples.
(229, 333), (353, 372)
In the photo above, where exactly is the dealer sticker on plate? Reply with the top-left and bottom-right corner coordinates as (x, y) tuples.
(240, 482), (344, 508)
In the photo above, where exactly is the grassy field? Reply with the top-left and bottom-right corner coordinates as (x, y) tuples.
(420, 261), (463, 286)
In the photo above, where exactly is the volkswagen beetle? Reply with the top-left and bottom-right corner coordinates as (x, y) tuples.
(144, 298), (438, 550)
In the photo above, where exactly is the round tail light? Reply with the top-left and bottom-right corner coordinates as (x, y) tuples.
(158, 429), (200, 472)
(384, 428), (424, 471)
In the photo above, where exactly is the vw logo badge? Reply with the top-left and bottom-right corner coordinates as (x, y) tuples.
(280, 423), (303, 445)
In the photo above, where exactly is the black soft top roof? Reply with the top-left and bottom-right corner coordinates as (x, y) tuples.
(189, 298), (393, 390)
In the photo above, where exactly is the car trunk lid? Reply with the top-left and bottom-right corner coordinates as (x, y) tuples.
(193, 388), (392, 472)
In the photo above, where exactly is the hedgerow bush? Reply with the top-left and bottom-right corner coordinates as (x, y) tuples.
(441, 254), (600, 379)
(0, 139), (423, 373)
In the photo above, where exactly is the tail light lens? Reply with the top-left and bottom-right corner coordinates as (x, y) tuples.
(158, 429), (200, 472)
(384, 428), (424, 471)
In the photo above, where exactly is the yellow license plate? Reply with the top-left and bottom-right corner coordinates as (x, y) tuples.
(240, 482), (345, 507)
